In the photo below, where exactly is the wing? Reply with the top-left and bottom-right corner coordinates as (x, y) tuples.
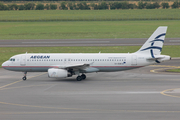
(50, 63), (99, 73)
(51, 63), (90, 70)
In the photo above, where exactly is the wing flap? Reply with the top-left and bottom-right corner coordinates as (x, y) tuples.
(51, 63), (90, 70)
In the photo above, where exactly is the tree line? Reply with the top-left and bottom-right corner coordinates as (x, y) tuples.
(0, 0), (169, 1)
(0, 1), (179, 10)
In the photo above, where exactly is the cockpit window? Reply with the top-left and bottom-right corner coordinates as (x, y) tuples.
(9, 58), (15, 61)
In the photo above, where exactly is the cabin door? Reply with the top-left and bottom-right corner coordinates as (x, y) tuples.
(131, 55), (137, 65)
(20, 55), (26, 66)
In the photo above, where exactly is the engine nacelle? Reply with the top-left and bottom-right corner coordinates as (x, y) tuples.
(48, 68), (68, 78)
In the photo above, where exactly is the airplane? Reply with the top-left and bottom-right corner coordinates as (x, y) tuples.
(2, 26), (171, 81)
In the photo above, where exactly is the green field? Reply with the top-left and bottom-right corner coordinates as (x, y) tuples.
(1, 45), (180, 67)
(1, 9), (180, 39)
(0, 20), (180, 39)
(0, 9), (180, 21)
(1, 9), (180, 67)
(166, 69), (180, 72)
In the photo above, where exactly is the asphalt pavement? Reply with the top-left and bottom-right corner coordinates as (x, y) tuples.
(0, 59), (180, 120)
(0, 38), (180, 47)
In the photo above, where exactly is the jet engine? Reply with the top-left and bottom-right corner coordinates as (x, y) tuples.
(48, 68), (68, 78)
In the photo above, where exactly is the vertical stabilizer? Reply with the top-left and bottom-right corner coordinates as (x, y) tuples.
(135, 26), (167, 57)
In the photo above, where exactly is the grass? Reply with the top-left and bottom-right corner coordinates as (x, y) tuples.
(166, 69), (180, 73)
(0, 9), (180, 21)
(0, 45), (180, 67)
(1, 20), (180, 39)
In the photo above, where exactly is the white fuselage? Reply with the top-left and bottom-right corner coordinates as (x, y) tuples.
(2, 53), (160, 73)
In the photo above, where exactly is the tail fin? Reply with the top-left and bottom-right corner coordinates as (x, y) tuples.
(135, 26), (167, 57)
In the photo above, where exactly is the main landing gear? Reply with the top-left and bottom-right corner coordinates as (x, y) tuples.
(76, 74), (86, 81)
(22, 71), (27, 81)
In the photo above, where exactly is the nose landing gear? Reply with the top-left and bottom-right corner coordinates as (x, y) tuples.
(22, 72), (27, 81)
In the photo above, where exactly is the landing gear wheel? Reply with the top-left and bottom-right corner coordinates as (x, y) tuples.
(76, 76), (82, 81)
(81, 74), (86, 80)
(22, 71), (27, 81)
(22, 76), (26, 81)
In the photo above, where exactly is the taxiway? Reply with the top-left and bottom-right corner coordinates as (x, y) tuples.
(0, 38), (180, 47)
(0, 59), (180, 120)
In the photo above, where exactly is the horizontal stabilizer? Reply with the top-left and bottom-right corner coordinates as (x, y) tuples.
(146, 56), (165, 60)
(146, 55), (171, 63)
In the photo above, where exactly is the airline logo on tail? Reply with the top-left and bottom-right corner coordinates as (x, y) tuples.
(140, 33), (166, 63)
(140, 33), (166, 56)
(136, 26), (167, 56)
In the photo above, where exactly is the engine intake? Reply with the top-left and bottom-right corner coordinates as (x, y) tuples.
(48, 68), (68, 78)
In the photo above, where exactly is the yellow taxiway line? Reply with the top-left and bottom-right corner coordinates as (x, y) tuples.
(0, 72), (46, 90)
(161, 88), (180, 98)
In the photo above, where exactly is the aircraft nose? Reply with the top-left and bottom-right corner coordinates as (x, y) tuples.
(2, 61), (8, 68)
